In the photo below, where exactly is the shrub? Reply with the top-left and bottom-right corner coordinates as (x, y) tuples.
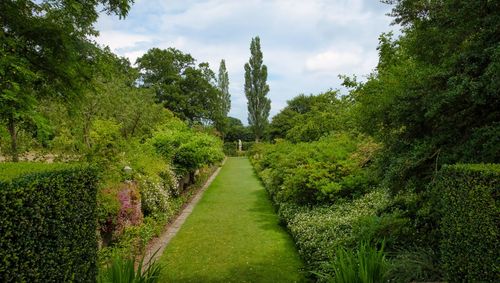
(149, 128), (223, 175)
(251, 133), (379, 205)
(98, 253), (163, 283)
(0, 163), (99, 282)
(250, 132), (389, 278)
(316, 241), (389, 283)
(115, 183), (143, 237)
(387, 247), (442, 282)
(435, 164), (499, 282)
(223, 141), (237, 156)
(286, 189), (391, 272)
(138, 175), (172, 216)
(98, 186), (122, 243)
(223, 141), (253, 156)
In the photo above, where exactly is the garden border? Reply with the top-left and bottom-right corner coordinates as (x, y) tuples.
(141, 158), (227, 269)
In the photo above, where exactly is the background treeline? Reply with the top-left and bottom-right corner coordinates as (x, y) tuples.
(1, 0), (225, 280)
(251, 0), (499, 281)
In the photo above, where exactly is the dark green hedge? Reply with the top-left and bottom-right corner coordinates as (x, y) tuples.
(436, 164), (499, 282)
(0, 163), (99, 282)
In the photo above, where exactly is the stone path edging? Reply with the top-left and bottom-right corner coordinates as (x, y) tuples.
(142, 158), (226, 269)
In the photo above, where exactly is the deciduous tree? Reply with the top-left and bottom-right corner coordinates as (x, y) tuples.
(244, 37), (270, 142)
(0, 0), (132, 161)
(214, 59), (231, 137)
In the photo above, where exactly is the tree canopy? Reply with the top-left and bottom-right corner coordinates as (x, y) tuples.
(136, 48), (227, 127)
(270, 91), (351, 142)
(351, 0), (500, 192)
(0, 0), (133, 161)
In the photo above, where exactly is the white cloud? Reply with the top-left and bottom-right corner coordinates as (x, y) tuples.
(122, 50), (147, 64)
(94, 31), (152, 51)
(305, 46), (364, 73)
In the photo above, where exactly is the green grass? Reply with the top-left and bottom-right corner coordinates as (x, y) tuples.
(158, 157), (306, 282)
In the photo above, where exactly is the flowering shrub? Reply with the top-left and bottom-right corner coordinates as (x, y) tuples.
(114, 183), (143, 238)
(139, 172), (176, 217)
(160, 166), (180, 196)
(286, 190), (390, 269)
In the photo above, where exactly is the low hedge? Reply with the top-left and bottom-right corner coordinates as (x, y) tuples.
(223, 141), (255, 156)
(0, 163), (99, 282)
(435, 164), (499, 282)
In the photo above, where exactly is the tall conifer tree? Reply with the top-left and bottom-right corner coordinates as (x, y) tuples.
(244, 36), (270, 142)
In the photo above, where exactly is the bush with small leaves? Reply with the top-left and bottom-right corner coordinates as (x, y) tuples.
(0, 163), (99, 282)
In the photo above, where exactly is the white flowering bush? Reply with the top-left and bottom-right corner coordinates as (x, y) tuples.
(160, 166), (180, 197)
(138, 174), (171, 217)
(286, 189), (390, 268)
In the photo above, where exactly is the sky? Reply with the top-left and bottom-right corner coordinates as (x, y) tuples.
(95, 0), (397, 124)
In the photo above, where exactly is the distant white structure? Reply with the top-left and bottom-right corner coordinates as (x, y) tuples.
(238, 139), (242, 152)
(123, 166), (132, 174)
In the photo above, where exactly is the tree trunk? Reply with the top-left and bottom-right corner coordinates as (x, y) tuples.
(83, 121), (91, 148)
(128, 112), (142, 138)
(7, 117), (18, 162)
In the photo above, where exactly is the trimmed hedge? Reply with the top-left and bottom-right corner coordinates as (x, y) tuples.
(435, 164), (499, 282)
(0, 163), (99, 282)
(0, 162), (69, 181)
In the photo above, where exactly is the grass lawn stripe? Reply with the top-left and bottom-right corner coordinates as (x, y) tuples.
(158, 157), (305, 282)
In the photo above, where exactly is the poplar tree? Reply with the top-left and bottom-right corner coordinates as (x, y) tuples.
(244, 36), (271, 142)
(216, 59), (231, 134)
(218, 60), (231, 115)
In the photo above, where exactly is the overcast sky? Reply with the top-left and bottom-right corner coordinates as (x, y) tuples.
(95, 0), (397, 124)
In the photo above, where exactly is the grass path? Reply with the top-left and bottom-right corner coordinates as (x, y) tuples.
(158, 157), (305, 282)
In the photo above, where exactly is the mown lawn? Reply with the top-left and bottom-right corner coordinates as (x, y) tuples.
(158, 157), (305, 282)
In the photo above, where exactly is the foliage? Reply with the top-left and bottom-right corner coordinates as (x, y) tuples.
(87, 119), (123, 166)
(0, 0), (132, 161)
(250, 133), (380, 205)
(136, 48), (224, 124)
(99, 165), (218, 268)
(434, 164), (499, 282)
(138, 173), (175, 216)
(316, 242), (389, 283)
(149, 126), (224, 175)
(224, 116), (254, 142)
(0, 163), (98, 282)
(284, 190), (391, 273)
(270, 91), (352, 143)
(350, 0), (500, 193)
(223, 141), (238, 156)
(98, 253), (163, 283)
(244, 36), (271, 142)
(0, 162), (68, 180)
(214, 59), (231, 136)
(223, 141), (255, 156)
(386, 247), (442, 282)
